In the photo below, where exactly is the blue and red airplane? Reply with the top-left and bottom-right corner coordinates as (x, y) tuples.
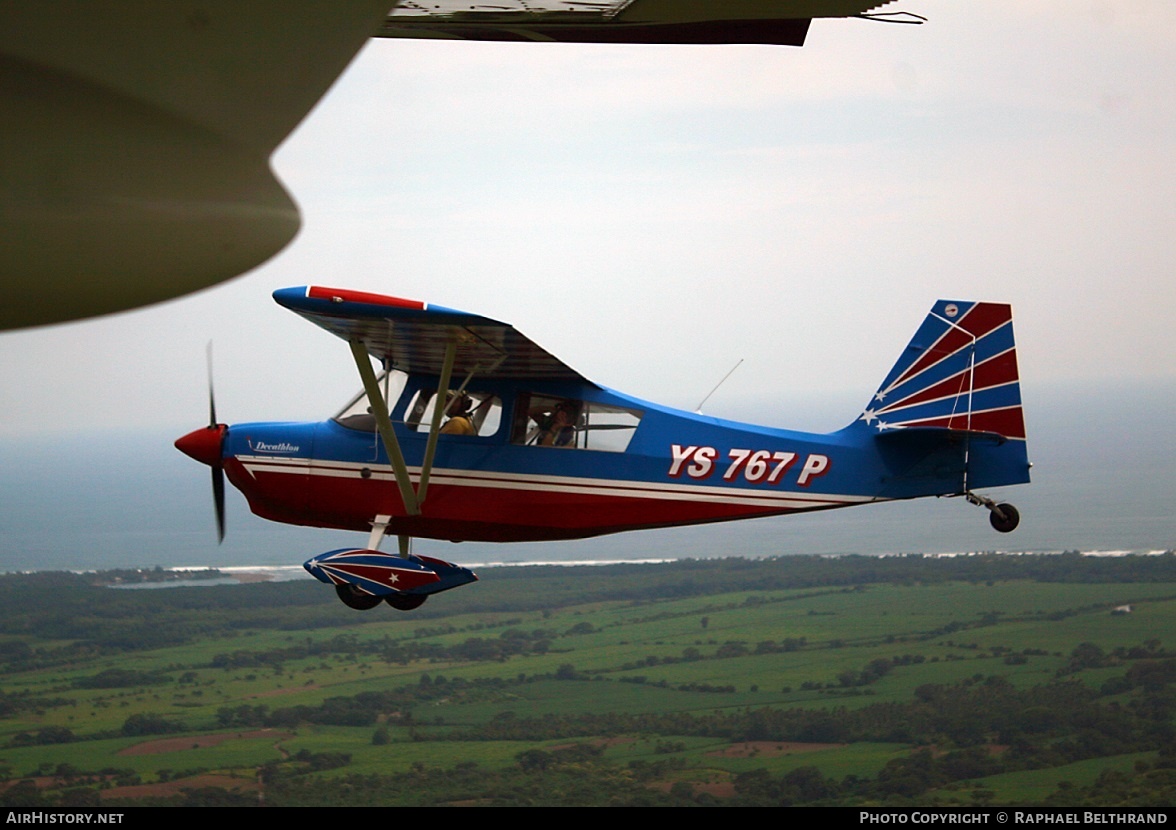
(176, 287), (1031, 611)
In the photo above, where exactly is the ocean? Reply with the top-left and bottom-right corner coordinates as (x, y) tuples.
(1, 379), (1172, 575)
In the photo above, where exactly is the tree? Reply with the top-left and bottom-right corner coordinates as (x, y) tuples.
(516, 749), (552, 772)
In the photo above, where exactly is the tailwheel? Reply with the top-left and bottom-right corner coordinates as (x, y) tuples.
(988, 503), (1020, 534)
(385, 593), (427, 611)
(965, 492), (1021, 534)
(335, 584), (383, 611)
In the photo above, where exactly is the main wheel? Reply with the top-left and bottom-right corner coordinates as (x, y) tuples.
(989, 503), (1020, 533)
(335, 584), (383, 610)
(385, 593), (427, 611)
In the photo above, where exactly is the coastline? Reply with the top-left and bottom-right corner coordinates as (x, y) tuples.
(60, 547), (1173, 590)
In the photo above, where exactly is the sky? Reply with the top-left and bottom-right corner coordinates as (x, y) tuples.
(1, 0), (1173, 434)
(0, 0), (1173, 564)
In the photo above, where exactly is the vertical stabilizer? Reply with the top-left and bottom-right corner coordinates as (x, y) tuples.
(859, 300), (1025, 441)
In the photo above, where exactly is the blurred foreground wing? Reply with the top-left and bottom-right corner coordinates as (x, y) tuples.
(379, 1), (902, 46)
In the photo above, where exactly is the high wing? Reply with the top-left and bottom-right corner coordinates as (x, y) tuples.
(379, 1), (907, 46)
(273, 285), (592, 385)
(275, 284), (594, 520)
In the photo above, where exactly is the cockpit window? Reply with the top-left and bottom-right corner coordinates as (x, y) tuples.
(405, 389), (503, 437)
(334, 372), (502, 438)
(333, 370), (408, 432)
(511, 393), (641, 452)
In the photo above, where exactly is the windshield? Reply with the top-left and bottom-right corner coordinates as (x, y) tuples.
(332, 370), (408, 432)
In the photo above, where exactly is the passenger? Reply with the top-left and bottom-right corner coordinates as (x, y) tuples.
(537, 400), (580, 447)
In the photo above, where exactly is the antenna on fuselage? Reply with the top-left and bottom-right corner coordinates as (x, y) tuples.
(695, 358), (744, 414)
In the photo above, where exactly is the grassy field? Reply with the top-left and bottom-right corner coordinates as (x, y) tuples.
(0, 556), (1173, 806)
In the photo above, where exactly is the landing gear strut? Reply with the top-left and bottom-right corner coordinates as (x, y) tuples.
(965, 492), (1020, 533)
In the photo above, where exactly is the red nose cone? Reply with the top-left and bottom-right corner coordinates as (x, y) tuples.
(175, 425), (226, 467)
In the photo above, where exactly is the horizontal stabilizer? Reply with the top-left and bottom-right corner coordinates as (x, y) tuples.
(873, 426), (1010, 448)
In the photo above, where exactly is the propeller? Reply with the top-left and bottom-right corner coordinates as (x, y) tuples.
(175, 343), (228, 543)
(206, 343), (225, 543)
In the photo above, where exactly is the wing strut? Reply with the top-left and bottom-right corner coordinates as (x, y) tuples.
(349, 335), (463, 519)
(349, 339), (420, 516)
(417, 340), (457, 506)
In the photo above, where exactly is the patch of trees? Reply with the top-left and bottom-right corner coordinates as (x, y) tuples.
(0, 639), (33, 668)
(8, 726), (76, 747)
(219, 674), (515, 729)
(72, 668), (172, 689)
(615, 638), (806, 674)
(438, 672), (1170, 762)
(252, 736), (1176, 808)
(0, 688), (71, 717)
(261, 755), (685, 808)
(105, 786), (257, 808)
(120, 713), (186, 737)
(1042, 754), (1176, 808)
(677, 682), (737, 693)
(261, 749), (351, 778)
(205, 627), (560, 672)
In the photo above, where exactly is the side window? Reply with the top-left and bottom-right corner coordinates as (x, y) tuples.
(404, 389), (502, 437)
(581, 401), (643, 452)
(511, 394), (641, 452)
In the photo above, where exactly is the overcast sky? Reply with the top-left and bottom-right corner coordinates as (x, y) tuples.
(1, 0), (1173, 438)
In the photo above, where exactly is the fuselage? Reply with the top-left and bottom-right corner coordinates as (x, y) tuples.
(214, 373), (1027, 544)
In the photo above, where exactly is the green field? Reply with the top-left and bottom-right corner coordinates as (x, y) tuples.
(0, 554), (1173, 806)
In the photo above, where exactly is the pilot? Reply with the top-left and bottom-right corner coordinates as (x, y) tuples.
(537, 400), (579, 447)
(440, 392), (477, 435)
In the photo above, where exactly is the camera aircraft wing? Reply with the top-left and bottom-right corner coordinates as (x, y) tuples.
(378, 0), (909, 46)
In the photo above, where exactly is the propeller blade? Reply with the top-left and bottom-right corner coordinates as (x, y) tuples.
(208, 341), (224, 542)
(177, 344), (229, 544)
(206, 341), (218, 427)
(212, 464), (226, 544)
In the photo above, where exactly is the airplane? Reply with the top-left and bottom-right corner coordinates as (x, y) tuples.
(175, 286), (1030, 612)
(2, 0), (912, 331)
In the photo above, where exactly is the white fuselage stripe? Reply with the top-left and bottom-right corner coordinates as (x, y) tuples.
(236, 455), (874, 510)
